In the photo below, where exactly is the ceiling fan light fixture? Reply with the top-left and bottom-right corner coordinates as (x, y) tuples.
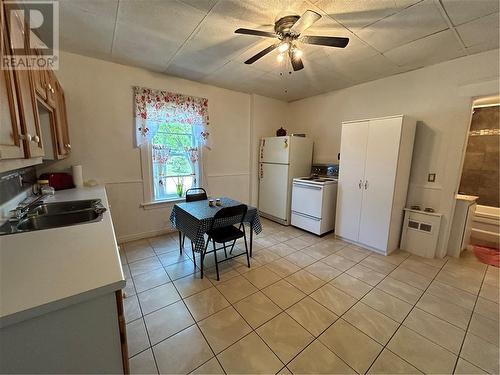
(293, 48), (303, 58)
(277, 53), (284, 62)
(278, 42), (290, 53)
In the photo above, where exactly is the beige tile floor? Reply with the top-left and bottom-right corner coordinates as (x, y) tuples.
(120, 219), (500, 374)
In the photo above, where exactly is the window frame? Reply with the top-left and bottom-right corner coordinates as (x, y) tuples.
(140, 126), (202, 207)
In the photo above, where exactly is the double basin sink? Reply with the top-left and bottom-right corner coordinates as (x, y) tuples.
(0, 199), (106, 235)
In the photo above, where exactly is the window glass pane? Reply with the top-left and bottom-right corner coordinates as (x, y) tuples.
(151, 121), (198, 201)
(154, 176), (194, 201)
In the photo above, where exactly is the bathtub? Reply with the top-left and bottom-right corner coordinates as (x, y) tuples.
(471, 205), (500, 246)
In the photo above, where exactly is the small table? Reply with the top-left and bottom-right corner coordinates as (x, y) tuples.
(169, 197), (262, 256)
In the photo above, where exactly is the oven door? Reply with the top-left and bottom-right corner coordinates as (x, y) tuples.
(291, 181), (323, 219)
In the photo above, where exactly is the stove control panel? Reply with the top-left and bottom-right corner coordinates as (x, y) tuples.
(311, 164), (339, 177)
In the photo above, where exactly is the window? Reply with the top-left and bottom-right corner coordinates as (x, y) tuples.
(134, 86), (210, 205)
(151, 122), (200, 201)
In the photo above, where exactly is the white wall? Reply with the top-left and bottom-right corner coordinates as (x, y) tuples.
(39, 52), (283, 242)
(249, 94), (289, 206)
(287, 49), (500, 257)
(39, 49), (500, 255)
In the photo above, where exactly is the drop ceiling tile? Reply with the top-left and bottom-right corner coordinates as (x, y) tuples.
(334, 54), (403, 84)
(466, 40), (500, 55)
(384, 29), (466, 69)
(59, 0), (118, 57)
(456, 12), (499, 48)
(356, 0), (448, 52)
(201, 61), (265, 92)
(211, 0), (311, 26)
(178, 0), (219, 13)
(315, 0), (421, 31)
(442, 0), (499, 26)
(112, 0), (208, 65)
(180, 14), (259, 62)
(111, 24), (177, 73)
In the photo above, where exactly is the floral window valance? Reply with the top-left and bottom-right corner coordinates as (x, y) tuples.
(134, 86), (210, 149)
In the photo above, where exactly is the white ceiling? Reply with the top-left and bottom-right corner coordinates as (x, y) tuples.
(58, 0), (499, 101)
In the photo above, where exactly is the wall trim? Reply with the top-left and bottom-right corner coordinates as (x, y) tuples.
(104, 180), (143, 185)
(117, 227), (176, 244)
(206, 172), (250, 178)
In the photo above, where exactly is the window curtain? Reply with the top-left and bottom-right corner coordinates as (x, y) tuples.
(134, 86), (211, 153)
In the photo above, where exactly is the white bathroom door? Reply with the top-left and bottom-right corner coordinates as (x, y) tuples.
(335, 121), (369, 241)
(358, 117), (402, 251)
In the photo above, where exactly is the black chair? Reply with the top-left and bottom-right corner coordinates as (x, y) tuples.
(179, 188), (207, 262)
(185, 187), (208, 203)
(201, 204), (250, 281)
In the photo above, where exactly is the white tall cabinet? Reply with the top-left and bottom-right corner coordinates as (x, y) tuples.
(335, 115), (416, 254)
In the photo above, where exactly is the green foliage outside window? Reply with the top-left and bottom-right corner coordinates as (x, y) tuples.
(152, 122), (195, 176)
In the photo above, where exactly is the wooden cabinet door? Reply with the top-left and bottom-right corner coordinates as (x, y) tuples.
(45, 69), (56, 108)
(358, 117), (402, 251)
(335, 121), (369, 242)
(32, 51), (47, 100)
(0, 30), (24, 160)
(5, 3), (44, 158)
(52, 80), (70, 158)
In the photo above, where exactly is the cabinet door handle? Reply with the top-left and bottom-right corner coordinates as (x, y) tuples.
(364, 180), (368, 189)
(358, 180), (362, 189)
(65, 144), (71, 149)
(32, 135), (40, 143)
(20, 133), (32, 141)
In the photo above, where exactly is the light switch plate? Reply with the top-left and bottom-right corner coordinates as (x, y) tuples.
(428, 173), (436, 182)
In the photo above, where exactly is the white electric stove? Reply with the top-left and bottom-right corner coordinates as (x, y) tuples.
(291, 166), (338, 235)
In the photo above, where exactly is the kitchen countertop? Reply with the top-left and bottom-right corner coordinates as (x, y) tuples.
(0, 186), (125, 328)
(456, 194), (479, 202)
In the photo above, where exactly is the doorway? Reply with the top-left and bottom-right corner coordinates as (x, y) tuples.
(458, 97), (499, 249)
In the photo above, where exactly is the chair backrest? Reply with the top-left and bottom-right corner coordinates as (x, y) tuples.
(185, 187), (208, 202)
(211, 204), (248, 230)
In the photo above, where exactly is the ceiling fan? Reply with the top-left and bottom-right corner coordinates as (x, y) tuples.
(235, 10), (349, 71)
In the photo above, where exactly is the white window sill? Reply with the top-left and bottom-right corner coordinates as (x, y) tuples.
(141, 197), (184, 210)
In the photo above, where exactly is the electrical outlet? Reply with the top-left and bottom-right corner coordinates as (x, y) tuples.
(428, 173), (436, 182)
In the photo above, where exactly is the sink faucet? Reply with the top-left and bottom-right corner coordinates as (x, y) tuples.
(9, 194), (48, 222)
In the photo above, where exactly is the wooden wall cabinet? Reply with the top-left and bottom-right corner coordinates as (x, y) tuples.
(0, 0), (71, 170)
(0, 28), (24, 160)
(53, 80), (71, 158)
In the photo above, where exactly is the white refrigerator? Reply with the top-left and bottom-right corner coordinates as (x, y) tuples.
(258, 136), (313, 225)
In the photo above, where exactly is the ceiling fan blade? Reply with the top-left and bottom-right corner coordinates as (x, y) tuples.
(289, 50), (304, 71)
(244, 43), (279, 64)
(300, 35), (349, 48)
(290, 10), (321, 35)
(235, 28), (277, 38)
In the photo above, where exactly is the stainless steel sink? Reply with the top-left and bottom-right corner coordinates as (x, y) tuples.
(31, 199), (102, 215)
(0, 199), (106, 235)
(17, 209), (103, 231)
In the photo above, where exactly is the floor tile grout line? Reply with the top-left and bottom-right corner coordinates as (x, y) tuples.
(123, 225), (487, 374)
(234, 246), (395, 372)
(451, 264), (490, 374)
(275, 251), (403, 373)
(168, 277), (229, 375)
(364, 254), (452, 374)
